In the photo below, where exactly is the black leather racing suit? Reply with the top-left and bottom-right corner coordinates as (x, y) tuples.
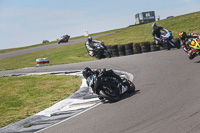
(93, 68), (121, 82)
(152, 26), (169, 45)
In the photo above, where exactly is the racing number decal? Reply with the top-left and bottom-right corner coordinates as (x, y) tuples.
(191, 40), (196, 46)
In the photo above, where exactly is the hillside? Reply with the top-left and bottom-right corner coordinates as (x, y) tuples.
(0, 11), (199, 70)
(98, 11), (200, 45)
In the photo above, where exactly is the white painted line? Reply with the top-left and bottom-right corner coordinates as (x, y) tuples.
(35, 102), (102, 133)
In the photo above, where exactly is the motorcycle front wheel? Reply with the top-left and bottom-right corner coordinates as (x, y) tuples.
(173, 39), (181, 49)
(165, 42), (171, 50)
(99, 84), (120, 101)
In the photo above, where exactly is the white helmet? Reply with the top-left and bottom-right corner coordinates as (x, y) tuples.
(152, 23), (158, 29)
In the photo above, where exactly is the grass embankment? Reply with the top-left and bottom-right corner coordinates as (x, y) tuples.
(0, 75), (81, 128)
(98, 11), (200, 45)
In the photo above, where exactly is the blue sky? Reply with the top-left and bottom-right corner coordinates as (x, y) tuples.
(0, 0), (199, 50)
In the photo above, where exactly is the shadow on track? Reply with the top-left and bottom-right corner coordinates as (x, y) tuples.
(194, 60), (200, 63)
(101, 90), (140, 104)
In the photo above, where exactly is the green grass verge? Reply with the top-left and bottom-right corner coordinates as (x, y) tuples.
(0, 74), (81, 128)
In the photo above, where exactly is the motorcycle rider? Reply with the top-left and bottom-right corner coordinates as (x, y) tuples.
(83, 67), (123, 100)
(82, 67), (122, 82)
(83, 67), (135, 101)
(85, 37), (102, 58)
(179, 31), (200, 52)
(152, 23), (169, 46)
(185, 38), (200, 60)
(63, 34), (70, 40)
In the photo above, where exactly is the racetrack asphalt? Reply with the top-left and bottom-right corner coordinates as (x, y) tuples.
(1, 48), (200, 133)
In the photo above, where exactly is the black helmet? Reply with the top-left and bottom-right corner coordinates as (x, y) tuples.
(82, 67), (93, 79)
(87, 37), (92, 43)
(179, 31), (187, 40)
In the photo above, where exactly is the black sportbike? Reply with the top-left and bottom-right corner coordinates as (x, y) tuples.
(93, 43), (111, 59)
(86, 71), (135, 101)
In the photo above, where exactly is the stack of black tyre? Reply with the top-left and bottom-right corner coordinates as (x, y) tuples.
(111, 45), (119, 57)
(118, 45), (126, 56)
(150, 42), (160, 51)
(125, 43), (134, 55)
(106, 45), (112, 56)
(104, 39), (180, 58)
(140, 42), (151, 53)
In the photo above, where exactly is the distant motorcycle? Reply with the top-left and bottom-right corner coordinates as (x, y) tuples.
(93, 42), (111, 59)
(86, 70), (135, 101)
(160, 31), (180, 50)
(58, 35), (70, 44)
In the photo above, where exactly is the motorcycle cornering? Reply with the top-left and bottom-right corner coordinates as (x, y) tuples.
(188, 38), (200, 60)
(58, 35), (70, 44)
(160, 31), (180, 50)
(93, 42), (111, 59)
(86, 73), (135, 101)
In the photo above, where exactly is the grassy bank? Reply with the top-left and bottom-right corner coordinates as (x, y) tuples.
(0, 12), (199, 70)
(0, 75), (81, 128)
(98, 11), (200, 45)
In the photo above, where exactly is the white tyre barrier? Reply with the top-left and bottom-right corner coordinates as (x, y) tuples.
(43, 58), (50, 65)
(36, 58), (50, 66)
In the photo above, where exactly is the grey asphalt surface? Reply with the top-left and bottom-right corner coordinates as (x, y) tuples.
(1, 49), (200, 133)
(0, 32), (114, 60)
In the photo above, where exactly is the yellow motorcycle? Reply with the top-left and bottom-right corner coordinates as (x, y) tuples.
(188, 38), (200, 59)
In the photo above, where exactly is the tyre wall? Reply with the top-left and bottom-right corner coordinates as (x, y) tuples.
(105, 38), (180, 58)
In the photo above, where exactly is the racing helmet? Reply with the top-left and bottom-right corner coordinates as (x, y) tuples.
(82, 67), (93, 79)
(152, 23), (158, 30)
(87, 37), (92, 43)
(179, 31), (187, 40)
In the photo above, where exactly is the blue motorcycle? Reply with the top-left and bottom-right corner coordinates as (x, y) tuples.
(160, 31), (180, 50)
